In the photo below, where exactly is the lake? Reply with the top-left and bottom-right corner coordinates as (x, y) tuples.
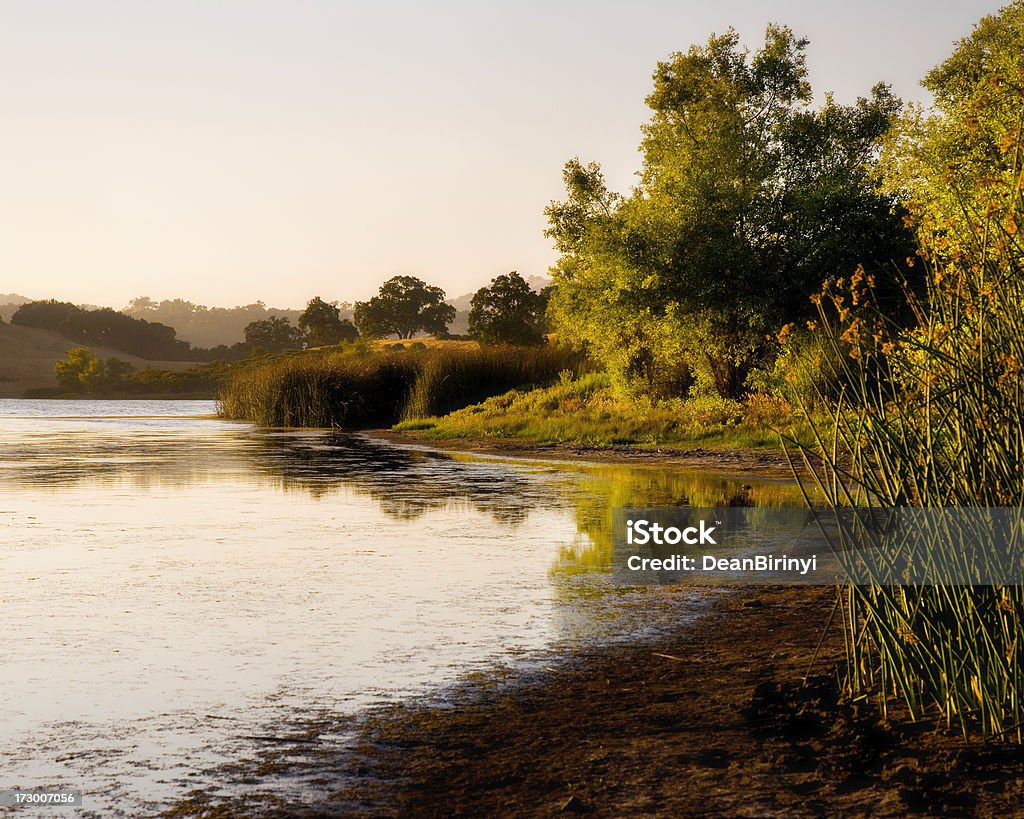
(0, 399), (803, 815)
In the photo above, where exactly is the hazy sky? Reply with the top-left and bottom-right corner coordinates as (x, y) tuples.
(0, 0), (1004, 308)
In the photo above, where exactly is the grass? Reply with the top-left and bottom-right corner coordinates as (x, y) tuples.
(395, 371), (817, 449)
(217, 343), (584, 428)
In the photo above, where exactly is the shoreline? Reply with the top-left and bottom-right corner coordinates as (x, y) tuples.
(364, 428), (807, 479)
(165, 585), (1024, 817)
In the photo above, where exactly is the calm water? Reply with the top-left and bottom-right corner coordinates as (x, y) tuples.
(0, 400), (803, 815)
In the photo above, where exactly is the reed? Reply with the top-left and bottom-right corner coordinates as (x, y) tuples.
(796, 155), (1024, 739)
(218, 344), (582, 428)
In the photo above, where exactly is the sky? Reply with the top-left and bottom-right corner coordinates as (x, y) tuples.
(0, 0), (1005, 309)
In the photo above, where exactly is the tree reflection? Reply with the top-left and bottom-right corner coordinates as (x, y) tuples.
(246, 432), (549, 525)
(550, 465), (811, 579)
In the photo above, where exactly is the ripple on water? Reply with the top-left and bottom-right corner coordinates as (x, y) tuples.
(0, 399), (799, 815)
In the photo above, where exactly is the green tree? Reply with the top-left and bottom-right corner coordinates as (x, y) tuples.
(353, 276), (455, 339)
(298, 296), (359, 347)
(103, 358), (136, 387)
(243, 316), (304, 354)
(54, 347), (102, 392)
(546, 25), (913, 397)
(881, 1), (1024, 263)
(468, 271), (547, 345)
(54, 348), (137, 392)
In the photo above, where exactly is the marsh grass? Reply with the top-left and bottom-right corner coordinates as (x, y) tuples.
(218, 344), (582, 428)
(396, 371), (816, 448)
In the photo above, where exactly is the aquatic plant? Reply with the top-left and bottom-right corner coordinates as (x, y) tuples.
(795, 12), (1024, 738)
(218, 344), (583, 428)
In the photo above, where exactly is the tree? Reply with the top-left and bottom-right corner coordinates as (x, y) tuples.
(353, 276), (455, 339)
(54, 348), (137, 393)
(53, 347), (99, 392)
(880, 1), (1024, 264)
(12, 300), (81, 332)
(102, 357), (136, 387)
(468, 272), (547, 345)
(298, 296), (359, 347)
(243, 316), (304, 354)
(545, 25), (913, 397)
(14, 299), (191, 359)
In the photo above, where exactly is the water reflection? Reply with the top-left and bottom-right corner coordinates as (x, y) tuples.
(0, 400), (807, 815)
(551, 463), (810, 578)
(246, 432), (550, 525)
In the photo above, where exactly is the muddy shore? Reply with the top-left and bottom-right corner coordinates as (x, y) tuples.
(165, 585), (1024, 818)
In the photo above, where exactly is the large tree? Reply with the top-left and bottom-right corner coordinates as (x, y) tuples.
(243, 316), (304, 354)
(545, 25), (913, 397)
(353, 276), (455, 339)
(468, 271), (547, 345)
(298, 296), (359, 347)
(881, 1), (1024, 263)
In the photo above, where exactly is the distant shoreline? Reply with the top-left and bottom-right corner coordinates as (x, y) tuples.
(2, 392), (217, 401)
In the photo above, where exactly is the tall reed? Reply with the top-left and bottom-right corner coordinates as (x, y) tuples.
(218, 345), (583, 428)
(796, 151), (1024, 739)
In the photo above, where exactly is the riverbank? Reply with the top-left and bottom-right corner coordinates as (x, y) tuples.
(368, 428), (806, 478)
(164, 585), (1024, 817)
(391, 372), (817, 451)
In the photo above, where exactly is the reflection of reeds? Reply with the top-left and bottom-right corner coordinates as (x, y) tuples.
(218, 346), (583, 428)
(798, 154), (1024, 739)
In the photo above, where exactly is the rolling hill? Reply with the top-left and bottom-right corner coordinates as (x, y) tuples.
(0, 321), (194, 398)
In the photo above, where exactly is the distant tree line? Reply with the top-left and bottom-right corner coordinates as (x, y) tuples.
(124, 297), (310, 348)
(16, 273), (554, 364)
(13, 300), (197, 360)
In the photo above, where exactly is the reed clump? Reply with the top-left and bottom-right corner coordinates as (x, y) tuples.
(798, 159), (1024, 739)
(218, 344), (583, 428)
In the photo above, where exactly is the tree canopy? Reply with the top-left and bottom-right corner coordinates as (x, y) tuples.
(298, 296), (359, 347)
(53, 347), (135, 393)
(545, 25), (913, 397)
(354, 276), (455, 339)
(243, 316), (304, 353)
(881, 1), (1024, 265)
(468, 272), (547, 345)
(13, 300), (191, 360)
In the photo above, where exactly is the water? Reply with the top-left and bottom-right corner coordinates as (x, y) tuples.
(0, 399), (803, 815)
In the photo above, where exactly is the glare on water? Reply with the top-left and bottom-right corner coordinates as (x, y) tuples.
(0, 399), (799, 815)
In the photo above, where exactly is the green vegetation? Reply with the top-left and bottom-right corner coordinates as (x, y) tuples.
(799, 1), (1024, 740)
(298, 296), (359, 347)
(544, 25), (912, 398)
(354, 276), (456, 339)
(218, 344), (583, 427)
(468, 271), (548, 345)
(396, 371), (813, 449)
(53, 347), (126, 392)
(36, 346), (245, 397)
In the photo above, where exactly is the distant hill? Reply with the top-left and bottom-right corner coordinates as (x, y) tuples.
(0, 322), (193, 397)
